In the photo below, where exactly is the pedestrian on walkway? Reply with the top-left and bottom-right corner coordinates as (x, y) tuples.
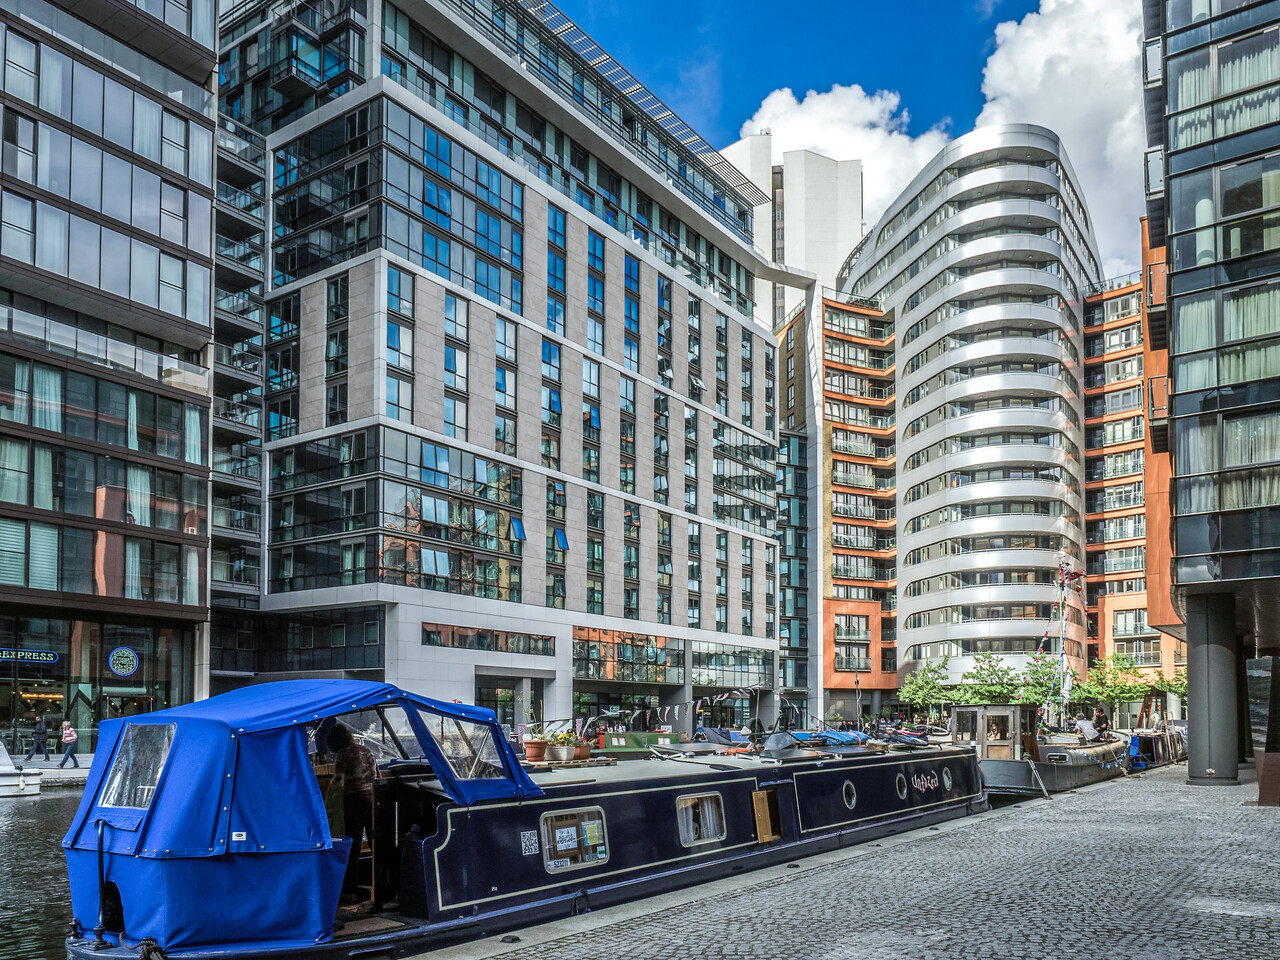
(58, 721), (79, 769)
(25, 715), (50, 762)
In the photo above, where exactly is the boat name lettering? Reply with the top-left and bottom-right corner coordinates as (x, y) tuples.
(757, 779), (793, 788)
(520, 830), (539, 856)
(911, 771), (940, 793)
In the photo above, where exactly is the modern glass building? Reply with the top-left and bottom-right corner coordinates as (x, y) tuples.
(840, 125), (1099, 687)
(1143, 0), (1280, 786)
(209, 0), (804, 728)
(0, 0), (218, 751)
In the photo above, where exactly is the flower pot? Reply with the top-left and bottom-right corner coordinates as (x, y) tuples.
(523, 739), (548, 762)
(545, 744), (573, 762)
(573, 743), (592, 761)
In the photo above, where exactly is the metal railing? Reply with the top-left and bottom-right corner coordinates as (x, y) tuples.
(213, 452), (262, 481)
(211, 558), (260, 586)
(834, 627), (871, 641)
(213, 398), (262, 427)
(217, 182), (266, 220)
(1, 305), (208, 394)
(1086, 271), (1143, 296)
(212, 505), (262, 533)
(834, 656), (872, 672)
(212, 342), (264, 376)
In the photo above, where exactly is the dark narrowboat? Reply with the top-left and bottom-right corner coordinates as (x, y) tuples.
(64, 680), (986, 959)
(951, 703), (1129, 797)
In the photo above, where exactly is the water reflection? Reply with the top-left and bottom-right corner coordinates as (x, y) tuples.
(0, 792), (79, 960)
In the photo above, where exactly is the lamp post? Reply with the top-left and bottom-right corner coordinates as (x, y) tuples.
(854, 673), (862, 730)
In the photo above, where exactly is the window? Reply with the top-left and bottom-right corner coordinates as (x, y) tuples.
(548, 205), (566, 247)
(445, 345), (468, 391)
(496, 318), (517, 361)
(588, 317), (604, 354)
(588, 275), (605, 314)
(687, 596), (701, 628)
(547, 295), (565, 334)
(582, 358), (601, 399)
(625, 255), (640, 293)
(623, 543), (639, 579)
(587, 577), (604, 615)
(588, 231), (605, 271)
(624, 501), (639, 539)
(624, 337), (639, 372)
(620, 376), (635, 415)
(388, 265), (414, 315)
(100, 724), (176, 809)
(328, 275), (349, 323)
(623, 586), (639, 619)
(546, 571), (566, 608)
(676, 793), (725, 845)
(445, 294), (468, 340)
(326, 328), (348, 375)
(541, 431), (560, 469)
(688, 521), (701, 556)
(548, 250), (566, 293)
(496, 365), (516, 410)
(495, 412), (517, 455)
(582, 443), (599, 482)
(387, 320), (413, 369)
(326, 382), (348, 426)
(658, 275), (672, 312)
(587, 491), (604, 529)
(541, 385), (561, 427)
(386, 375), (413, 422)
(625, 296), (640, 334)
(444, 396), (467, 439)
(542, 339), (561, 380)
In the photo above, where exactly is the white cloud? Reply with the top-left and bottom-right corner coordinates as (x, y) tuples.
(733, 0), (1144, 277)
(737, 84), (952, 232)
(977, 0), (1144, 277)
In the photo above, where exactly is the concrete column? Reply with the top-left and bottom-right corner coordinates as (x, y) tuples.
(1186, 593), (1240, 785)
(869, 690), (884, 719)
(1237, 646), (1254, 764)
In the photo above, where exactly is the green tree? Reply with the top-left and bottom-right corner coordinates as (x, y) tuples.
(1155, 667), (1188, 702)
(955, 652), (1020, 704)
(900, 656), (950, 713)
(1016, 649), (1066, 708)
(1076, 653), (1153, 714)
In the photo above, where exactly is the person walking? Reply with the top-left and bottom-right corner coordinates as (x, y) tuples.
(24, 715), (50, 762)
(326, 724), (376, 902)
(58, 721), (79, 769)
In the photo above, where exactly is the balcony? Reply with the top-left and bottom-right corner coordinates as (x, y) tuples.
(213, 501), (262, 535)
(217, 182), (266, 222)
(213, 452), (262, 483)
(834, 627), (871, 642)
(212, 558), (260, 587)
(1086, 271), (1142, 296)
(213, 343), (264, 378)
(217, 235), (265, 274)
(1149, 375), (1169, 454)
(213, 398), (262, 429)
(1, 304), (207, 395)
(215, 289), (264, 327)
(216, 118), (266, 170)
(834, 656), (872, 672)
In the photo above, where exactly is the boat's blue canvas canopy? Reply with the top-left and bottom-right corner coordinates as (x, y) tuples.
(62, 680), (542, 952)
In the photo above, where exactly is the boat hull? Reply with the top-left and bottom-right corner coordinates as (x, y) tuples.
(981, 738), (1130, 796)
(67, 748), (985, 959)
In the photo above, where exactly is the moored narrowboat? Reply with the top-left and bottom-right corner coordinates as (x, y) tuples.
(64, 680), (986, 959)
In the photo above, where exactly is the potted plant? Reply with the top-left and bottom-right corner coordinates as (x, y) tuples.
(523, 722), (548, 762)
(572, 734), (592, 762)
(546, 731), (576, 762)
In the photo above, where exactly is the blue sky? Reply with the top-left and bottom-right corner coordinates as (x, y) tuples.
(552, 0), (1146, 276)
(553, 0), (1042, 149)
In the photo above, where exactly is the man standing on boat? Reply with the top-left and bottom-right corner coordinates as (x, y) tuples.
(1074, 713), (1100, 743)
(327, 725), (377, 901)
(1093, 706), (1111, 738)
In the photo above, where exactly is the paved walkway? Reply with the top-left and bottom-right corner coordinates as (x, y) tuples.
(8, 753), (94, 788)
(431, 764), (1280, 960)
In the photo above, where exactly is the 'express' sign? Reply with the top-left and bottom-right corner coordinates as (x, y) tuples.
(0, 649), (59, 664)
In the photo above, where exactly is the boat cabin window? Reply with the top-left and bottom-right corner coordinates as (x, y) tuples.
(954, 711), (979, 743)
(422, 713), (506, 779)
(676, 793), (726, 846)
(540, 807), (609, 872)
(100, 723), (176, 810)
(986, 715), (1011, 742)
(313, 707), (424, 763)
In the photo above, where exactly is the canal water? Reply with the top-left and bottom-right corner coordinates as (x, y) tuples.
(1, 791), (80, 960)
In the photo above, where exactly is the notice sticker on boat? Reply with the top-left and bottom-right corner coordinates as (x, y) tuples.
(520, 830), (539, 856)
(549, 858), (570, 870)
(555, 827), (578, 851)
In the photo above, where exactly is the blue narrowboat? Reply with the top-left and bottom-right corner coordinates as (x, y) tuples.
(64, 680), (986, 959)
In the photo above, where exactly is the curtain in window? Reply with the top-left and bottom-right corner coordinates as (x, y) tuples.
(28, 522), (58, 591)
(1175, 416), (1219, 477)
(0, 518), (25, 585)
(183, 545), (200, 605)
(1224, 282), (1280, 341)
(183, 404), (204, 464)
(125, 538), (143, 599)
(1174, 352), (1217, 391)
(1224, 410), (1280, 468)
(1218, 30), (1279, 98)
(31, 364), (62, 431)
(1221, 340), (1280, 385)
(1216, 85), (1280, 138)
(1222, 465), (1280, 510)
(1173, 293), (1215, 352)
(0, 437), (26, 504)
(128, 390), (139, 450)
(35, 202), (68, 275)
(33, 443), (52, 510)
(127, 464), (152, 526)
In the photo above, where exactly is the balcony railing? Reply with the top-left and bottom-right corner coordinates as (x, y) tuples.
(1, 305), (208, 394)
(212, 504), (262, 533)
(212, 342), (264, 376)
(1087, 271), (1142, 296)
(215, 289), (264, 325)
(213, 398), (262, 427)
(1149, 375), (1169, 422)
(834, 627), (871, 642)
(212, 558), (260, 586)
(216, 118), (266, 169)
(831, 435), (894, 458)
(834, 656), (872, 672)
(216, 235), (265, 272)
(217, 182), (265, 221)
(213, 452), (261, 481)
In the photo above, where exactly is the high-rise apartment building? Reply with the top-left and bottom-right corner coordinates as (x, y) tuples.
(838, 125), (1099, 690)
(1081, 223), (1183, 724)
(0, 1), (218, 750)
(1143, 0), (1280, 786)
(207, 0), (805, 729)
(721, 133), (864, 327)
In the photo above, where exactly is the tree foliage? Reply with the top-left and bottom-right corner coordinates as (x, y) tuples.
(955, 652), (1020, 704)
(1075, 653), (1153, 712)
(1155, 667), (1188, 702)
(900, 656), (950, 711)
(1015, 649), (1066, 707)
